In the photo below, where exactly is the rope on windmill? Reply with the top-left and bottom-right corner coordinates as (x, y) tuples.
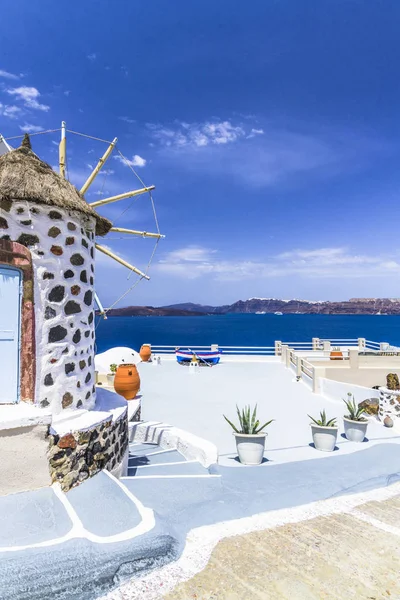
(5, 129), (62, 141)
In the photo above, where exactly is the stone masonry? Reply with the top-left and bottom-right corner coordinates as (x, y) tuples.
(378, 386), (400, 427)
(48, 410), (129, 492)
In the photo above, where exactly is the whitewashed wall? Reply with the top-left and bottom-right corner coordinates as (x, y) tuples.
(0, 201), (97, 413)
(320, 377), (379, 405)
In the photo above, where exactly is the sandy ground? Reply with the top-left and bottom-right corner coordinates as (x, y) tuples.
(165, 494), (400, 600)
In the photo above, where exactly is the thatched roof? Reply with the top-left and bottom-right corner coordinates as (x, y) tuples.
(0, 135), (112, 236)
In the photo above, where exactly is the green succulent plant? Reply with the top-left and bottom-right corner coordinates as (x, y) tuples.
(109, 363), (118, 374)
(308, 409), (337, 427)
(224, 404), (274, 434)
(343, 392), (367, 422)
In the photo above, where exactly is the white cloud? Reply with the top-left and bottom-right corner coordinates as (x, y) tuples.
(19, 123), (44, 133)
(247, 128), (264, 138)
(7, 86), (49, 111)
(114, 154), (146, 168)
(87, 53), (97, 61)
(147, 120), (246, 148)
(0, 104), (21, 119)
(156, 245), (400, 282)
(119, 116), (136, 124)
(0, 69), (20, 80)
(153, 121), (387, 189)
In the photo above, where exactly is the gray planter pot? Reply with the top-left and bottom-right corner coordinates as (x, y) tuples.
(233, 433), (266, 465)
(107, 373), (115, 387)
(343, 417), (368, 442)
(311, 424), (338, 452)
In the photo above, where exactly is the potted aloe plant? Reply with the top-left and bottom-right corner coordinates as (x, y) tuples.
(224, 404), (274, 465)
(308, 410), (338, 452)
(343, 392), (368, 442)
(107, 363), (117, 386)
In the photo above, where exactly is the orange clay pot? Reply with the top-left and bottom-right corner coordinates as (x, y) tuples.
(140, 344), (152, 362)
(114, 364), (140, 400)
(330, 351), (343, 361)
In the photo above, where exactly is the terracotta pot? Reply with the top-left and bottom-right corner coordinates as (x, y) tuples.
(330, 351), (343, 361)
(114, 364), (140, 400)
(140, 344), (152, 362)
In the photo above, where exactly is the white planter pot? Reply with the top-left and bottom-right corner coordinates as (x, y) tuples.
(233, 433), (266, 465)
(311, 425), (338, 452)
(343, 417), (368, 442)
(107, 374), (115, 387)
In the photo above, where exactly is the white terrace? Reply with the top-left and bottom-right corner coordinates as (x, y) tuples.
(112, 337), (400, 467)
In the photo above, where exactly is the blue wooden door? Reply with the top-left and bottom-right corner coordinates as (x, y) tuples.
(0, 267), (21, 403)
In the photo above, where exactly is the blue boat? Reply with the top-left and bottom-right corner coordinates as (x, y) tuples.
(175, 348), (221, 365)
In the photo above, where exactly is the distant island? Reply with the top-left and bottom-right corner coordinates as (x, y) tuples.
(101, 298), (400, 316)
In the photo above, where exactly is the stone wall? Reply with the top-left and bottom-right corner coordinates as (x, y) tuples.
(48, 410), (128, 491)
(0, 200), (97, 413)
(378, 386), (400, 427)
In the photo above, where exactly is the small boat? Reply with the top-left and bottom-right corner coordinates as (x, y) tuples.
(255, 311), (266, 315)
(175, 348), (222, 365)
(274, 311), (283, 315)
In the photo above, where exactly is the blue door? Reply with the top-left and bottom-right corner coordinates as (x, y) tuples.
(0, 267), (21, 403)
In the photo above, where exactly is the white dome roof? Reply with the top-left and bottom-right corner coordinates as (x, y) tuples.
(95, 346), (141, 373)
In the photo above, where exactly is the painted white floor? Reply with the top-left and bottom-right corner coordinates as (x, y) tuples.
(138, 359), (400, 467)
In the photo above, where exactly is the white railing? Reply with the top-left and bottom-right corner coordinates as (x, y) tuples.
(150, 344), (276, 356)
(152, 339), (390, 357)
(365, 339), (381, 350)
(219, 346), (275, 355)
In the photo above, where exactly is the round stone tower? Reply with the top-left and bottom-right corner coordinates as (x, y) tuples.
(0, 134), (111, 414)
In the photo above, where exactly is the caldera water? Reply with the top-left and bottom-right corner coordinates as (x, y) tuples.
(95, 314), (400, 354)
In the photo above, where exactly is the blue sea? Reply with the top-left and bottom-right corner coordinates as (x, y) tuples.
(95, 314), (400, 354)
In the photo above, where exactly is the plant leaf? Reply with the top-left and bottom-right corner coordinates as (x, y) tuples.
(251, 404), (257, 432)
(255, 419), (274, 433)
(223, 414), (239, 433)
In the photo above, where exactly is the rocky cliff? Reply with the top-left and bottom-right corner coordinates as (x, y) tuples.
(103, 298), (400, 316)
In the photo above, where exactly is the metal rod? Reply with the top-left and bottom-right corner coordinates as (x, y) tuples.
(109, 227), (164, 239)
(94, 292), (107, 320)
(95, 243), (150, 280)
(59, 121), (66, 179)
(80, 137), (118, 195)
(88, 185), (155, 208)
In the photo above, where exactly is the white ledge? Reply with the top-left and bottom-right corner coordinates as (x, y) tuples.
(0, 403), (52, 432)
(50, 388), (127, 436)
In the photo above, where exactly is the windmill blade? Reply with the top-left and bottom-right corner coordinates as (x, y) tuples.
(109, 227), (164, 239)
(89, 185), (155, 208)
(94, 292), (108, 319)
(80, 137), (118, 195)
(95, 243), (150, 280)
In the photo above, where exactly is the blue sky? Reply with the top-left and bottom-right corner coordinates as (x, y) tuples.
(1, 1), (400, 307)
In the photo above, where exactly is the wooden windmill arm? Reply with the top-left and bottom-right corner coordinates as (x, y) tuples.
(95, 243), (150, 280)
(109, 227), (164, 239)
(80, 137), (118, 195)
(89, 186), (155, 208)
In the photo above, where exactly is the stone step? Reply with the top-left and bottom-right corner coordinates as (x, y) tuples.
(128, 448), (186, 467)
(127, 461), (210, 478)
